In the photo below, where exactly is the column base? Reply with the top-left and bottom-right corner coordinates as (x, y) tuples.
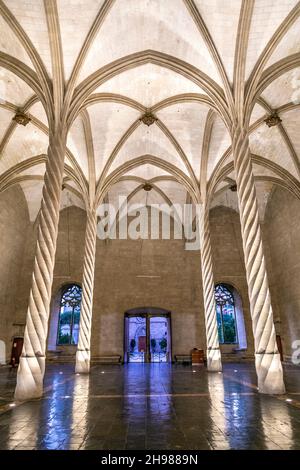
(255, 352), (285, 394)
(75, 350), (90, 374)
(207, 348), (222, 372)
(14, 356), (45, 401)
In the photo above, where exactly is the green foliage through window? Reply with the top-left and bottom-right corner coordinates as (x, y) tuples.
(159, 337), (167, 351)
(215, 284), (237, 344)
(150, 338), (156, 352)
(57, 284), (82, 346)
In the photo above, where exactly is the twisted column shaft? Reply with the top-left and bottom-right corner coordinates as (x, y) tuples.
(233, 126), (285, 394)
(199, 204), (222, 372)
(14, 133), (66, 401)
(75, 209), (97, 373)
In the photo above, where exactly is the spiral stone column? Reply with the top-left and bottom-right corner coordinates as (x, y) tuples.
(198, 203), (222, 372)
(75, 208), (97, 373)
(14, 132), (66, 401)
(232, 126), (285, 394)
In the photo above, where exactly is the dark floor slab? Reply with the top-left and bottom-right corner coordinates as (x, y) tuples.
(0, 363), (300, 450)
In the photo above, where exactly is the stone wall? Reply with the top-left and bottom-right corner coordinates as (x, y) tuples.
(209, 206), (254, 357)
(92, 236), (204, 358)
(48, 206), (86, 355)
(264, 187), (300, 361)
(0, 185), (29, 361)
(47, 204), (254, 361)
(1, 188), (280, 364)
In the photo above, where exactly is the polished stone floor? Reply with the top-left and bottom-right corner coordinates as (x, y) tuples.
(0, 363), (300, 450)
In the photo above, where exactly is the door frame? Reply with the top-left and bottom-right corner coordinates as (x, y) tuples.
(124, 307), (172, 363)
(10, 336), (24, 366)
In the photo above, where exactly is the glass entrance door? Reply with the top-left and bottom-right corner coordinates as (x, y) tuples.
(125, 310), (171, 363)
(149, 316), (168, 362)
(127, 316), (147, 362)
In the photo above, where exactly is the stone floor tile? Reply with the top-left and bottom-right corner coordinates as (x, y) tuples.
(0, 363), (300, 450)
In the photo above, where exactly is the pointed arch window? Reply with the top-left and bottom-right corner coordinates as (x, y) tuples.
(57, 284), (82, 345)
(215, 284), (238, 344)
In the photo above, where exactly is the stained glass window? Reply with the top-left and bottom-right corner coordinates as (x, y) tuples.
(57, 284), (82, 345)
(215, 284), (237, 344)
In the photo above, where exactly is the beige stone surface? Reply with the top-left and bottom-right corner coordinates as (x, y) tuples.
(1, 0), (299, 212)
(0, 189), (258, 362)
(0, 186), (29, 359)
(210, 206), (254, 357)
(0, 0), (299, 397)
(1, 182), (299, 371)
(264, 186), (300, 360)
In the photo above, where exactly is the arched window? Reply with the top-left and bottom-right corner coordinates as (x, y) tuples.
(215, 284), (238, 344)
(57, 284), (82, 345)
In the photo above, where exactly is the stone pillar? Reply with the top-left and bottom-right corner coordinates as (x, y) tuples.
(232, 126), (285, 394)
(75, 208), (97, 373)
(198, 203), (222, 372)
(14, 132), (66, 401)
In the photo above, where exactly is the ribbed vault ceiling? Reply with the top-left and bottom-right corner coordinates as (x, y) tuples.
(0, 0), (300, 221)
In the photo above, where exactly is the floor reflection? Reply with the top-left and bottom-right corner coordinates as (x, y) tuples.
(260, 395), (294, 449)
(222, 370), (261, 449)
(207, 372), (231, 449)
(7, 400), (40, 450)
(39, 372), (74, 448)
(0, 363), (300, 450)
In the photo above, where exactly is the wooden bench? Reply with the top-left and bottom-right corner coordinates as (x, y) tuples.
(233, 347), (247, 353)
(91, 355), (122, 364)
(174, 354), (191, 364)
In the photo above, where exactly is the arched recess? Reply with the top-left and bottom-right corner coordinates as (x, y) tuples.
(47, 282), (82, 358)
(104, 190), (186, 242)
(214, 283), (247, 355)
(97, 155), (200, 207)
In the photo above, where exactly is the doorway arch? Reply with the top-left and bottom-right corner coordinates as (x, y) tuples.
(124, 307), (172, 363)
